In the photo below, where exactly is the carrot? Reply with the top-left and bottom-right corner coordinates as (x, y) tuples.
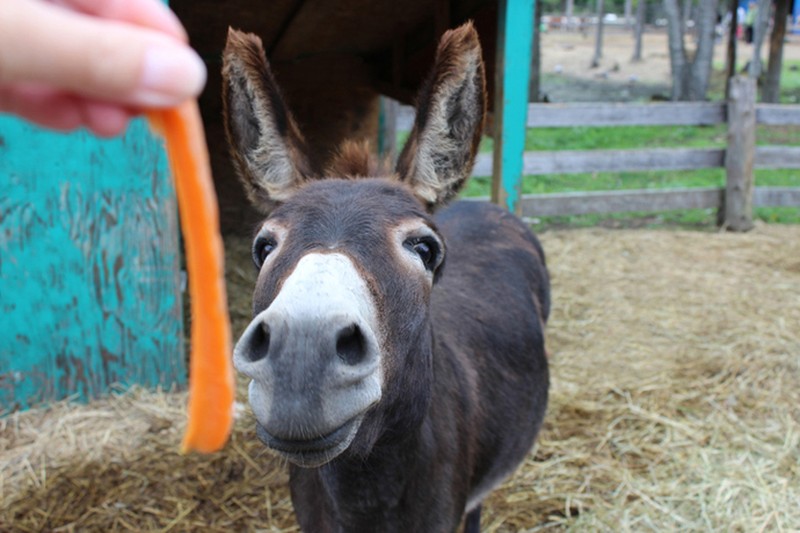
(147, 101), (234, 454)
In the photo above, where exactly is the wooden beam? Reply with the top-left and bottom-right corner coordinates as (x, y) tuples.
(465, 185), (800, 216)
(517, 187), (724, 217)
(755, 146), (800, 169)
(756, 104), (800, 125)
(753, 186), (800, 207)
(378, 97), (398, 164)
(527, 102), (727, 127)
(491, 0), (535, 214)
(473, 148), (725, 176)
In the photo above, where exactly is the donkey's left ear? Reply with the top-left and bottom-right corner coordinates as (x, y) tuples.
(396, 22), (486, 211)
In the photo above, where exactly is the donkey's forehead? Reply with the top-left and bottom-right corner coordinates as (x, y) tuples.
(266, 178), (433, 232)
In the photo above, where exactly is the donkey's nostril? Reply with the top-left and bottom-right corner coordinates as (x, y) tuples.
(336, 324), (366, 366)
(246, 322), (271, 362)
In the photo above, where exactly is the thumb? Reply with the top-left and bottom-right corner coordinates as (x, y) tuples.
(0, 0), (206, 108)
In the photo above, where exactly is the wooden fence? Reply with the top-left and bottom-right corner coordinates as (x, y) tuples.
(466, 76), (800, 230)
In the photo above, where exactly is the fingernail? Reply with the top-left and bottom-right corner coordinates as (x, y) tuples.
(137, 45), (207, 107)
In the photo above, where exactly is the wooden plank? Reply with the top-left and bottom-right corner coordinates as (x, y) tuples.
(755, 145), (800, 169)
(0, 118), (185, 411)
(517, 188), (724, 217)
(491, 0), (535, 214)
(464, 185), (800, 215)
(756, 104), (800, 126)
(474, 148), (725, 176)
(527, 102), (727, 127)
(724, 75), (756, 231)
(753, 186), (800, 207)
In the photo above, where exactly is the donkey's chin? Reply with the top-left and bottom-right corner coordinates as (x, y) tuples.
(256, 416), (363, 468)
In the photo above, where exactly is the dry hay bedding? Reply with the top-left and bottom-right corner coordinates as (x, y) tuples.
(2, 224), (799, 532)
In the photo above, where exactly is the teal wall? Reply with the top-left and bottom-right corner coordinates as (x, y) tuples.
(0, 117), (185, 411)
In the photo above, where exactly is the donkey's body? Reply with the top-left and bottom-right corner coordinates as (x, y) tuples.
(224, 23), (549, 532)
(287, 196), (549, 532)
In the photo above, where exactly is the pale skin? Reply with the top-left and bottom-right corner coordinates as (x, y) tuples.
(0, 0), (206, 137)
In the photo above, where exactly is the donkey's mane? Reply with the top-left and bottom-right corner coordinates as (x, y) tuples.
(325, 139), (390, 179)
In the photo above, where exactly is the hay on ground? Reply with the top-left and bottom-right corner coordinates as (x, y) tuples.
(2, 223), (799, 531)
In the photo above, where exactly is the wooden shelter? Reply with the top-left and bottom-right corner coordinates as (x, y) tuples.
(174, 0), (534, 231)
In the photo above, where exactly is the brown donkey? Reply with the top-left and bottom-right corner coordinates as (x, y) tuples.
(224, 22), (550, 533)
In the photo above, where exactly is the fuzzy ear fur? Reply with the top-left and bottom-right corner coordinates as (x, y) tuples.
(395, 22), (486, 211)
(221, 28), (316, 212)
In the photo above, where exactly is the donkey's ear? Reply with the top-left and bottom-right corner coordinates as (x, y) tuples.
(222, 28), (315, 212)
(396, 22), (486, 210)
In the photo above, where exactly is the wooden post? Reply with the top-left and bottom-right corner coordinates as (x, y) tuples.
(0, 118), (185, 411)
(491, 0), (535, 215)
(723, 75), (756, 231)
(378, 97), (398, 165)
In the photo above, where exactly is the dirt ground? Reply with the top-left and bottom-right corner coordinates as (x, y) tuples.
(539, 26), (800, 101)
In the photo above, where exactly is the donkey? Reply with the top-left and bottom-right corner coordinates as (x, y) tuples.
(223, 22), (550, 532)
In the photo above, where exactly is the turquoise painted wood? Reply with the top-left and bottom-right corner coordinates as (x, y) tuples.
(491, 0), (535, 214)
(0, 117), (185, 412)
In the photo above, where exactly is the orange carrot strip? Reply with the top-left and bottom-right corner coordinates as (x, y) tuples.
(147, 101), (234, 454)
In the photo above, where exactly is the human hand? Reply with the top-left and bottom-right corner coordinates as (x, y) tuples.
(0, 0), (207, 137)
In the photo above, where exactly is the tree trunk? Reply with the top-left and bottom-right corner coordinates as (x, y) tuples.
(726, 0), (738, 98)
(632, 0), (647, 62)
(682, 0), (693, 34)
(688, 0), (720, 99)
(749, 0), (773, 78)
(624, 0), (633, 24)
(591, 0), (606, 68)
(664, 0), (720, 100)
(763, 0), (790, 102)
(664, 0), (689, 99)
(530, 0), (542, 101)
(566, 0), (575, 30)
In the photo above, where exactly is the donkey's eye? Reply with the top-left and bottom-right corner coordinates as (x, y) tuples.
(253, 237), (277, 269)
(405, 237), (440, 271)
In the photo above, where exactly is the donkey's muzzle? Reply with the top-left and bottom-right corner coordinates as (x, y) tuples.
(233, 253), (383, 465)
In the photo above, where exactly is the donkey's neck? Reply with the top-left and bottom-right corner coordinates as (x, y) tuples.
(307, 417), (451, 532)
(289, 340), (470, 532)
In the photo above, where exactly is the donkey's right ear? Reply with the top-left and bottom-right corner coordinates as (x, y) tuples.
(222, 28), (315, 212)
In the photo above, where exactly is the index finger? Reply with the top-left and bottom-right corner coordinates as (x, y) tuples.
(52, 0), (188, 41)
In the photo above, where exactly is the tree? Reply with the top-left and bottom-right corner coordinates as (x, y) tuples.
(748, 0), (773, 79)
(632, 0), (647, 62)
(763, 0), (791, 102)
(530, 0), (544, 101)
(591, 0), (606, 68)
(725, 0), (738, 98)
(663, 0), (720, 100)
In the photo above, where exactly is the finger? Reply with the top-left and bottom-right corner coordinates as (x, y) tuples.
(79, 100), (134, 137)
(0, 0), (206, 108)
(52, 0), (188, 42)
(0, 84), (83, 132)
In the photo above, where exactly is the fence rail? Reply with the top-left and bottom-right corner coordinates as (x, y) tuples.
(467, 76), (800, 230)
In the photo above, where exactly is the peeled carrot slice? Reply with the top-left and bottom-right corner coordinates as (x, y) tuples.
(147, 101), (234, 454)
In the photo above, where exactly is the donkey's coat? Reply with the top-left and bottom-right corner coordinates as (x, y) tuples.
(224, 23), (549, 532)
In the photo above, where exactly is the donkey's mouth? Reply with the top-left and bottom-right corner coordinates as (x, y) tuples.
(256, 416), (362, 468)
